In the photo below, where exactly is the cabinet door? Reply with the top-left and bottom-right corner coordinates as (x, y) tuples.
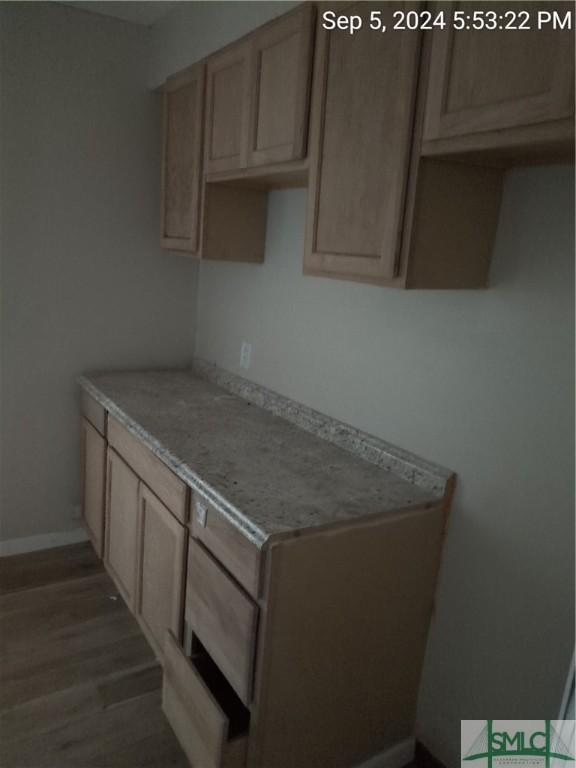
(247, 4), (315, 167)
(424, 2), (575, 143)
(136, 485), (187, 661)
(304, 2), (422, 284)
(105, 449), (139, 609)
(161, 63), (205, 252)
(205, 42), (251, 174)
(81, 418), (106, 558)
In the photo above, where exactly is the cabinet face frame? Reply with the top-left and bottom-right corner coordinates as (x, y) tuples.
(423, 1), (575, 144)
(104, 448), (140, 610)
(135, 484), (187, 661)
(246, 4), (315, 168)
(161, 62), (205, 253)
(81, 418), (106, 558)
(204, 42), (252, 174)
(304, 2), (422, 285)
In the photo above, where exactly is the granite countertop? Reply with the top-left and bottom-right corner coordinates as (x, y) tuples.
(79, 365), (454, 548)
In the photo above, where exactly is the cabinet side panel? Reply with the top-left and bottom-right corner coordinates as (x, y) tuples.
(250, 506), (446, 768)
(161, 65), (205, 253)
(406, 158), (504, 289)
(82, 419), (106, 557)
(164, 85), (198, 240)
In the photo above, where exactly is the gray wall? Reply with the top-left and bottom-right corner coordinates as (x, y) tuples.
(0, 3), (198, 543)
(151, 4), (575, 765)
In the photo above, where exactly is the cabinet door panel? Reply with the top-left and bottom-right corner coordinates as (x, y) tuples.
(81, 419), (106, 558)
(161, 63), (205, 252)
(137, 485), (187, 661)
(205, 43), (251, 174)
(248, 4), (315, 167)
(105, 449), (139, 609)
(304, 2), (421, 284)
(424, 2), (575, 142)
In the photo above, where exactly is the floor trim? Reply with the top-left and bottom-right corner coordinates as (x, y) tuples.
(0, 527), (89, 557)
(355, 737), (415, 768)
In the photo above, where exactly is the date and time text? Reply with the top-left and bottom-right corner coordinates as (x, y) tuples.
(322, 8), (574, 34)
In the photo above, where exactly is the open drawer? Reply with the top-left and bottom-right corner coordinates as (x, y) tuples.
(163, 631), (249, 768)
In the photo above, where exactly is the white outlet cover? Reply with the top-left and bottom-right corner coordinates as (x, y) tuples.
(240, 342), (252, 369)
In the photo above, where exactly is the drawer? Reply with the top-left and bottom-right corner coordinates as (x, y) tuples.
(191, 495), (262, 597)
(81, 391), (107, 436)
(185, 539), (258, 705)
(163, 632), (249, 768)
(108, 417), (188, 523)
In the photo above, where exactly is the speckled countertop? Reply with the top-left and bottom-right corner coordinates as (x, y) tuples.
(79, 365), (454, 548)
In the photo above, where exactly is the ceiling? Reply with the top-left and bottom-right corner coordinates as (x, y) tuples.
(59, 1), (179, 26)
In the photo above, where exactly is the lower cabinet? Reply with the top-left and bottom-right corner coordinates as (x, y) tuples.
(105, 449), (140, 610)
(104, 446), (187, 663)
(84, 403), (449, 768)
(136, 485), (187, 659)
(81, 418), (106, 557)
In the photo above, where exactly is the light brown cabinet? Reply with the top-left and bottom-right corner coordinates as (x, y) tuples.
(205, 4), (314, 177)
(81, 381), (453, 768)
(161, 1), (574, 279)
(305, 1), (421, 284)
(161, 63), (205, 252)
(205, 42), (252, 174)
(105, 449), (140, 609)
(423, 1), (575, 158)
(247, 4), (314, 168)
(136, 484), (187, 659)
(102, 417), (189, 662)
(81, 418), (106, 557)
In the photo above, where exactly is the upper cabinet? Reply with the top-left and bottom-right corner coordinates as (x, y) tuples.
(204, 42), (252, 174)
(305, 2), (421, 284)
(205, 5), (315, 177)
(422, 1), (575, 158)
(161, 63), (205, 253)
(160, 1), (574, 285)
(247, 4), (315, 167)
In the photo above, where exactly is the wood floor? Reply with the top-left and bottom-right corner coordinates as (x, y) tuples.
(0, 542), (188, 768)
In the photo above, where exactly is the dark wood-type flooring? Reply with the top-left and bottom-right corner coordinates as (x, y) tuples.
(0, 542), (188, 768)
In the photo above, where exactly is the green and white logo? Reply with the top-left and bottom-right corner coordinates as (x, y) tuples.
(461, 720), (575, 768)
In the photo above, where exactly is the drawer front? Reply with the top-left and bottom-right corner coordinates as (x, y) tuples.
(191, 495), (261, 597)
(186, 539), (258, 705)
(81, 391), (107, 436)
(163, 632), (248, 768)
(108, 417), (188, 523)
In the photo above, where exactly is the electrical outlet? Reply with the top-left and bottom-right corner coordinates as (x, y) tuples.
(240, 341), (252, 370)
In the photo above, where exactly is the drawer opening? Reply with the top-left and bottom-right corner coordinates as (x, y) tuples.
(190, 634), (250, 741)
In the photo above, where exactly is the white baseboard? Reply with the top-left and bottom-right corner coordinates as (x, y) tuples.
(355, 738), (415, 768)
(0, 527), (89, 557)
